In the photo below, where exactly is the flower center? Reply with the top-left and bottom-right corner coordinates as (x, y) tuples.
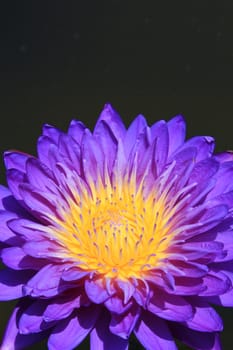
(49, 173), (174, 280)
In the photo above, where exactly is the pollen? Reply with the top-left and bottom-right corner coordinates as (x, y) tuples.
(48, 171), (175, 280)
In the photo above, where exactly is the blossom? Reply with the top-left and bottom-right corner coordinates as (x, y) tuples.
(1, 104), (233, 350)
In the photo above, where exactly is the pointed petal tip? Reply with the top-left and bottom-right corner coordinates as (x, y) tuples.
(168, 114), (186, 127)
(95, 103), (126, 139)
(100, 103), (122, 122)
(172, 113), (185, 121)
(103, 102), (114, 111)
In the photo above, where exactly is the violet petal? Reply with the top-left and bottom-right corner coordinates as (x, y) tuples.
(48, 305), (100, 350)
(134, 310), (177, 350)
(90, 310), (129, 350)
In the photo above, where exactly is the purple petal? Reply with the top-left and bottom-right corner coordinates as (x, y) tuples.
(23, 263), (71, 297)
(37, 135), (56, 167)
(68, 119), (86, 144)
(4, 151), (30, 172)
(95, 103), (126, 141)
(6, 169), (26, 201)
(151, 122), (169, 175)
(182, 204), (229, 240)
(18, 183), (59, 221)
(215, 230), (233, 261)
(199, 202), (228, 225)
(90, 310), (129, 350)
(150, 120), (166, 142)
(170, 323), (221, 350)
(134, 310), (177, 350)
(43, 294), (83, 322)
(170, 145), (197, 167)
(199, 271), (231, 296)
(8, 218), (50, 242)
(117, 279), (136, 304)
(210, 191), (233, 210)
(168, 147), (197, 190)
(58, 133), (82, 173)
(132, 279), (151, 307)
(104, 296), (133, 314)
(215, 151), (233, 163)
(22, 239), (64, 260)
(0, 211), (24, 245)
(180, 240), (224, 261)
(0, 187), (28, 218)
(0, 185), (12, 208)
(0, 268), (33, 300)
(109, 305), (141, 339)
(147, 271), (203, 295)
(62, 266), (90, 281)
(18, 300), (53, 334)
(85, 278), (112, 303)
(208, 288), (233, 307)
(192, 136), (215, 160)
(187, 159), (219, 205)
(48, 305), (100, 350)
(172, 276), (206, 295)
(42, 124), (62, 144)
(147, 291), (193, 322)
(184, 298), (222, 332)
(144, 270), (176, 293)
(1, 246), (46, 270)
(168, 260), (208, 278)
(207, 261), (233, 305)
(25, 157), (57, 193)
(111, 139), (127, 180)
(45, 143), (66, 180)
(93, 120), (118, 172)
(207, 161), (233, 198)
(167, 115), (186, 155)
(122, 114), (147, 159)
(81, 129), (105, 181)
(1, 302), (50, 350)
(176, 135), (215, 162)
(127, 131), (152, 182)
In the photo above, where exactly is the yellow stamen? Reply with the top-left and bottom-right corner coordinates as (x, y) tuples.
(47, 172), (174, 281)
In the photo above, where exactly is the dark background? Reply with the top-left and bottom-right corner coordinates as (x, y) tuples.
(0, 0), (233, 349)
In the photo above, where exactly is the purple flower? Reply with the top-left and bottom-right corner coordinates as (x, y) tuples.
(1, 104), (233, 350)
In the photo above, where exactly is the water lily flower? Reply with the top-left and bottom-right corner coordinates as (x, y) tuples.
(1, 104), (233, 349)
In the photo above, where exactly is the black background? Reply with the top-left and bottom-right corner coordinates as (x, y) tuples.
(0, 1), (233, 348)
